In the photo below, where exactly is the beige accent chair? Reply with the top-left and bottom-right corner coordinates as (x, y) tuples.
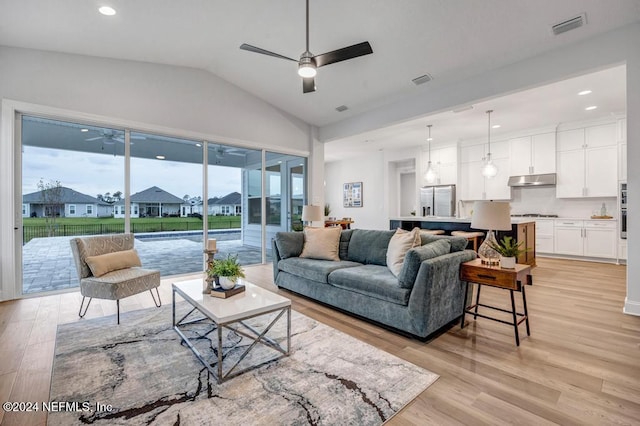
(70, 234), (161, 324)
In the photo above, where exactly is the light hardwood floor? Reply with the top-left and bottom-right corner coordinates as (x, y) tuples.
(0, 258), (638, 425)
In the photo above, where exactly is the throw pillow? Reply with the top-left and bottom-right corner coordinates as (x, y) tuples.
(299, 226), (341, 261)
(85, 249), (142, 277)
(386, 228), (421, 277)
(397, 239), (451, 289)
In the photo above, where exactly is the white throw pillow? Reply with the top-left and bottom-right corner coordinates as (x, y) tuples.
(386, 227), (421, 277)
(299, 226), (342, 261)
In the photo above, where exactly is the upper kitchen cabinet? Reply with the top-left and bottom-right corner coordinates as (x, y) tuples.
(556, 123), (617, 198)
(428, 146), (457, 185)
(459, 141), (510, 200)
(509, 132), (556, 176)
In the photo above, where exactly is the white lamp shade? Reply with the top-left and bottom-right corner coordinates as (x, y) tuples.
(470, 201), (511, 231)
(301, 205), (323, 222)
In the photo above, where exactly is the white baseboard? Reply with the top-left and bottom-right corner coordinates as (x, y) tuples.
(623, 298), (640, 316)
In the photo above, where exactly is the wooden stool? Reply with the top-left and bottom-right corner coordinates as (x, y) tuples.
(451, 231), (485, 251)
(420, 229), (445, 235)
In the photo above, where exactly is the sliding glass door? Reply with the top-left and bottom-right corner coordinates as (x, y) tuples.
(16, 114), (307, 297)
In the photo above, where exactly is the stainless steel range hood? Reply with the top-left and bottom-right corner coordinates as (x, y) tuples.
(508, 173), (556, 187)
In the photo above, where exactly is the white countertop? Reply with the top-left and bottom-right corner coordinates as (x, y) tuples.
(391, 216), (617, 223)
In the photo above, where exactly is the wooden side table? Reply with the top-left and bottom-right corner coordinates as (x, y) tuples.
(460, 258), (532, 346)
(324, 219), (354, 229)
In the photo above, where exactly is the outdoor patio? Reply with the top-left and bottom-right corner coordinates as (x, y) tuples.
(22, 231), (265, 294)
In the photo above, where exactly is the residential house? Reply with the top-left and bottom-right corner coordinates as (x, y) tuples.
(209, 192), (241, 216)
(181, 197), (203, 217)
(113, 186), (186, 218)
(22, 186), (112, 218)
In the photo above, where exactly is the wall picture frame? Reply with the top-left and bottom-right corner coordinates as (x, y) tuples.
(343, 182), (363, 208)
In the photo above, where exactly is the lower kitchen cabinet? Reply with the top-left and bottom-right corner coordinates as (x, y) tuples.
(554, 220), (617, 259)
(535, 219), (554, 254)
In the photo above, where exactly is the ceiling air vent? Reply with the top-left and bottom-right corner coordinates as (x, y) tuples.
(335, 105), (348, 112)
(412, 74), (433, 85)
(552, 13), (586, 35)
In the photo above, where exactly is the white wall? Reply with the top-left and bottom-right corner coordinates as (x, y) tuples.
(325, 150), (387, 230)
(0, 46), (313, 301)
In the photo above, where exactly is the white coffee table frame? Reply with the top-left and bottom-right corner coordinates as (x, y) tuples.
(172, 279), (291, 384)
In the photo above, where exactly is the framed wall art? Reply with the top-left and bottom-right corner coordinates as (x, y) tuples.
(343, 182), (363, 208)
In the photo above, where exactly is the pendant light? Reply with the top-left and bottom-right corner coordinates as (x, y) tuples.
(424, 124), (437, 183)
(481, 110), (498, 178)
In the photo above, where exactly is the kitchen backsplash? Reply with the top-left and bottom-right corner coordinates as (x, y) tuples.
(458, 186), (617, 219)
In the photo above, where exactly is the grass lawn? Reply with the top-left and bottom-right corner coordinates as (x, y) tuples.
(22, 216), (241, 242)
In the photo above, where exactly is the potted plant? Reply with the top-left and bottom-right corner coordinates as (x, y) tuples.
(208, 254), (246, 290)
(487, 236), (528, 269)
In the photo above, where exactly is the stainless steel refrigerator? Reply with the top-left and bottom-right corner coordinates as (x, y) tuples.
(420, 185), (456, 217)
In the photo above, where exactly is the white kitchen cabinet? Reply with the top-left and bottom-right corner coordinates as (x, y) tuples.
(509, 133), (556, 176)
(554, 220), (584, 255)
(535, 219), (554, 253)
(619, 142), (627, 181)
(556, 123), (617, 198)
(584, 222), (617, 258)
(619, 240), (627, 261)
(430, 146), (457, 185)
(554, 219), (617, 259)
(459, 143), (510, 200)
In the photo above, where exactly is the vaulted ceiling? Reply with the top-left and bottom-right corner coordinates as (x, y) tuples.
(1, 0), (639, 157)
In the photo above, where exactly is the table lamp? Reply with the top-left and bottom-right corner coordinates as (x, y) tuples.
(301, 205), (323, 227)
(470, 201), (512, 265)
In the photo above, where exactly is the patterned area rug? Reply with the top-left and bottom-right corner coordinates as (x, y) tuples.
(49, 303), (437, 425)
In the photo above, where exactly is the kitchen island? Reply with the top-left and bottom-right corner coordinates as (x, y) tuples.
(390, 217), (536, 266)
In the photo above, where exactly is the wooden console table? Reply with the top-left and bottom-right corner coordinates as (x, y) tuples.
(460, 258), (532, 346)
(325, 219), (354, 230)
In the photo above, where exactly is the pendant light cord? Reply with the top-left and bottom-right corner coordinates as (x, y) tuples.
(427, 124), (432, 160)
(486, 110), (492, 155)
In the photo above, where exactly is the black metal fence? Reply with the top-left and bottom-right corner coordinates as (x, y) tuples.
(23, 219), (241, 243)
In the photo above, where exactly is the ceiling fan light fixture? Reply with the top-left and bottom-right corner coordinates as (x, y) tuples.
(98, 6), (116, 16)
(298, 53), (317, 78)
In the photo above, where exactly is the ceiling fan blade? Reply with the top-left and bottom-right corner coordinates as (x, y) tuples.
(302, 77), (316, 94)
(239, 44), (297, 62)
(314, 41), (373, 68)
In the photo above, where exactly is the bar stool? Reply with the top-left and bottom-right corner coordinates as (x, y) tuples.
(451, 231), (485, 251)
(420, 229), (445, 235)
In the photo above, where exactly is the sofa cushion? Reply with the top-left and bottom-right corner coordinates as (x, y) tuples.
(328, 265), (412, 306)
(274, 231), (304, 259)
(397, 239), (452, 289)
(300, 227), (342, 261)
(386, 228), (421, 277)
(420, 234), (468, 252)
(339, 229), (354, 260)
(85, 249), (142, 277)
(347, 229), (396, 266)
(278, 257), (362, 284)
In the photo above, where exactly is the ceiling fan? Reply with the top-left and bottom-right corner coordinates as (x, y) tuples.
(240, 0), (373, 93)
(85, 131), (146, 145)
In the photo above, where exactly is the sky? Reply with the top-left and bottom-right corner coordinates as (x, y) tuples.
(22, 146), (241, 200)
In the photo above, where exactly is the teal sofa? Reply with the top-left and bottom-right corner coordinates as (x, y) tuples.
(272, 229), (477, 339)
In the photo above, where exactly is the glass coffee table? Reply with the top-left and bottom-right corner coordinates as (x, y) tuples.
(172, 278), (291, 383)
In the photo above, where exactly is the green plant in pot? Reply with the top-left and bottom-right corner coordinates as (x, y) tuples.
(208, 254), (246, 290)
(487, 236), (529, 269)
(324, 203), (331, 217)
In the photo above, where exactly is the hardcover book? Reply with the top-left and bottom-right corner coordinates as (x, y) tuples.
(210, 284), (245, 299)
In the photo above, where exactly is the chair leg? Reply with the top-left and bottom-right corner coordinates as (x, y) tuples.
(150, 287), (162, 307)
(79, 296), (92, 318)
(117, 299), (120, 325)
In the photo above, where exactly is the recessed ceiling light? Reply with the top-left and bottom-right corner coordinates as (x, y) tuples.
(195, 143), (202, 147)
(80, 128), (89, 132)
(98, 6), (116, 16)
(578, 90), (592, 96)
(492, 124), (501, 129)
(156, 155), (165, 160)
(585, 106), (598, 111)
(427, 137), (433, 141)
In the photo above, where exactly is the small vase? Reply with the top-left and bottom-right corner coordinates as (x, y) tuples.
(500, 256), (516, 269)
(219, 276), (237, 290)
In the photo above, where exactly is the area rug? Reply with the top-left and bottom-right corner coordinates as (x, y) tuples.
(49, 303), (437, 425)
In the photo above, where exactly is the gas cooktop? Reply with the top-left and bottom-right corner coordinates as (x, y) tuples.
(511, 214), (559, 217)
